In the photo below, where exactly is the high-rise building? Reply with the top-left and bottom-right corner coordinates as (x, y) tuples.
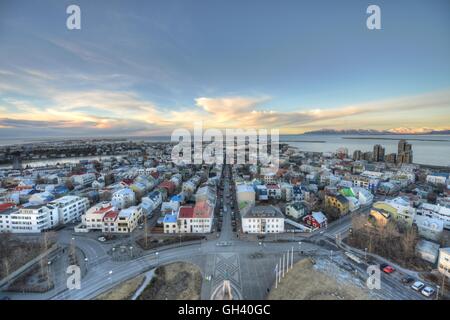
(362, 151), (373, 162)
(397, 139), (413, 164)
(385, 153), (397, 164)
(373, 144), (385, 162)
(353, 150), (362, 161)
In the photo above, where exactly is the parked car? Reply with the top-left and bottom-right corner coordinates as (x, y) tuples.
(421, 286), (435, 297)
(401, 276), (415, 284)
(411, 281), (425, 291)
(97, 236), (106, 242)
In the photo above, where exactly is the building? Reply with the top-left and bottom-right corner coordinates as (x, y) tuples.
(438, 248), (450, 279)
(416, 239), (440, 264)
(0, 204), (59, 233)
(72, 173), (96, 187)
(255, 184), (268, 201)
(414, 215), (444, 242)
(163, 214), (178, 234)
(266, 184), (282, 200)
(285, 202), (308, 220)
(385, 153), (397, 164)
(83, 202), (116, 231)
(372, 197), (416, 227)
(48, 195), (89, 224)
(241, 205), (284, 234)
(176, 203), (214, 233)
(111, 188), (136, 209)
(369, 207), (391, 226)
(115, 206), (143, 233)
(373, 144), (385, 162)
(325, 194), (349, 215)
(417, 203), (450, 230)
(353, 150), (362, 161)
(303, 211), (328, 229)
(426, 173), (449, 186)
(397, 139), (413, 164)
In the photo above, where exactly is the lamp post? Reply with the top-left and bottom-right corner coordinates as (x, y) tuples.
(436, 285), (440, 300)
(364, 248), (368, 262)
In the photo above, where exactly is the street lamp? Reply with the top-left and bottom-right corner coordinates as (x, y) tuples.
(108, 270), (113, 284)
(364, 248), (368, 262)
(436, 285), (440, 300)
(298, 241), (302, 254)
(129, 246), (133, 258)
(155, 251), (159, 264)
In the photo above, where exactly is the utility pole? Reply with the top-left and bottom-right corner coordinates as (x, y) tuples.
(291, 247), (294, 269)
(275, 264), (278, 289)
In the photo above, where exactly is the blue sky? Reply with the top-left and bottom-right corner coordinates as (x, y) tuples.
(0, 0), (449, 137)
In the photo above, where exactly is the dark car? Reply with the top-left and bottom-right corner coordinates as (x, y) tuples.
(401, 276), (415, 284)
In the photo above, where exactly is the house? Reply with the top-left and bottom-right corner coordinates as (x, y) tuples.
(372, 197), (416, 227)
(255, 185), (268, 201)
(413, 215), (444, 242)
(111, 188), (136, 209)
(266, 184), (282, 200)
(325, 194), (349, 215)
(72, 173), (96, 187)
(417, 203), (450, 230)
(83, 202), (116, 231)
(416, 240), (440, 264)
(303, 211), (328, 229)
(102, 210), (119, 233)
(176, 203), (214, 233)
(438, 248), (450, 279)
(163, 214), (178, 234)
(426, 173), (449, 186)
(369, 207), (390, 226)
(115, 206), (142, 233)
(241, 205), (284, 234)
(285, 202), (308, 220)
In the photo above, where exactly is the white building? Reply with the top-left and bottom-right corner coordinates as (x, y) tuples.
(242, 205), (284, 234)
(1, 204), (59, 233)
(115, 206), (142, 233)
(72, 173), (96, 187)
(111, 188), (136, 209)
(426, 173), (449, 186)
(438, 248), (450, 279)
(83, 202), (116, 231)
(417, 203), (450, 230)
(48, 196), (90, 224)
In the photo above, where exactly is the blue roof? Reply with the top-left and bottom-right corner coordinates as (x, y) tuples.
(171, 195), (182, 202)
(163, 214), (177, 223)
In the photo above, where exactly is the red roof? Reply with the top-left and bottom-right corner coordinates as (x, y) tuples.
(94, 204), (114, 214)
(150, 172), (159, 179)
(103, 211), (119, 221)
(178, 206), (195, 219)
(193, 200), (213, 218)
(0, 203), (15, 212)
(158, 180), (176, 194)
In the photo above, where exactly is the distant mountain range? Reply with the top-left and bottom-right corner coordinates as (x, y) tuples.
(303, 129), (450, 135)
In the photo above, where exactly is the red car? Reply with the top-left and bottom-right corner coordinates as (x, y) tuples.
(381, 264), (395, 274)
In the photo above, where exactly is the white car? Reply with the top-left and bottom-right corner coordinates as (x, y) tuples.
(421, 286), (435, 297)
(97, 236), (107, 242)
(411, 281), (425, 291)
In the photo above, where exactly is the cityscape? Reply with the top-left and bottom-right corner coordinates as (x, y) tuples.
(0, 0), (449, 311)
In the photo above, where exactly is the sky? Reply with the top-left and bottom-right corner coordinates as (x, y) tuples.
(0, 0), (449, 138)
